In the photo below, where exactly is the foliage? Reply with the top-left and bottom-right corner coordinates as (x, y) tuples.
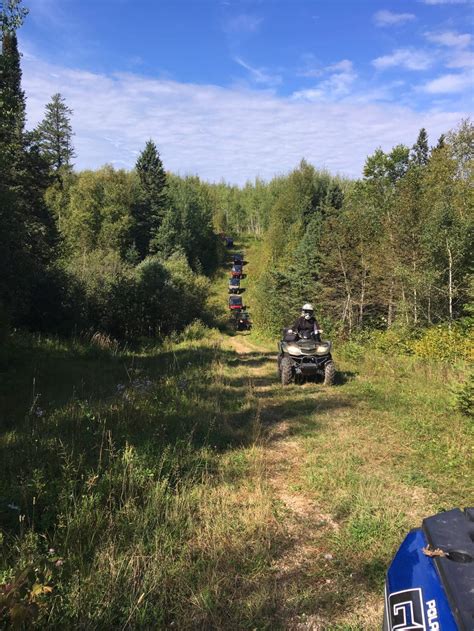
(36, 93), (75, 172)
(133, 139), (168, 258)
(410, 324), (473, 363)
(451, 370), (473, 417)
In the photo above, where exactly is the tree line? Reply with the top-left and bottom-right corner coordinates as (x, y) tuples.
(212, 129), (472, 338)
(1, 1), (472, 343)
(1, 2), (222, 340)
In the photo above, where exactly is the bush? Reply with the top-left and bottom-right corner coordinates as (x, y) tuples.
(451, 371), (473, 417)
(178, 319), (213, 342)
(366, 327), (415, 356)
(339, 340), (365, 362)
(410, 324), (473, 362)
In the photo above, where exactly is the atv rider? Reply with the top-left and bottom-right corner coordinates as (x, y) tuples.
(292, 303), (321, 342)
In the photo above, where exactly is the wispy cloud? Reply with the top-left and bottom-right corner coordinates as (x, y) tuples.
(225, 14), (263, 34)
(423, 72), (472, 93)
(372, 48), (432, 70)
(293, 59), (357, 101)
(422, 0), (469, 4)
(373, 10), (416, 26)
(425, 30), (472, 47)
(233, 57), (282, 86)
(446, 50), (474, 67)
(22, 55), (468, 184)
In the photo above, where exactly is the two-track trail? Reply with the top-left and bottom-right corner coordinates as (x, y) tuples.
(222, 333), (384, 629)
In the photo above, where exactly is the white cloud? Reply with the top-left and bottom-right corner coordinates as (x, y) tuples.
(22, 54), (468, 184)
(373, 10), (416, 26)
(422, 0), (469, 4)
(423, 72), (473, 93)
(446, 50), (474, 67)
(425, 30), (471, 47)
(293, 59), (357, 101)
(233, 57), (282, 86)
(372, 48), (432, 70)
(225, 14), (262, 33)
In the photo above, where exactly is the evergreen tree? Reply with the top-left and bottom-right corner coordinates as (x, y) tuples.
(411, 128), (429, 167)
(0, 14), (28, 319)
(36, 92), (75, 172)
(0, 3), (57, 326)
(133, 139), (168, 257)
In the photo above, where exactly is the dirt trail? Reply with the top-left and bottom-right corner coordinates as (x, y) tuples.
(225, 334), (340, 630)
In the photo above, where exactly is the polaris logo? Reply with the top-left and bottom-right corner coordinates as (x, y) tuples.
(389, 588), (426, 630)
(426, 599), (439, 630)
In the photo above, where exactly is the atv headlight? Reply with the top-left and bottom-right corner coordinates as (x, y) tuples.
(287, 344), (302, 355)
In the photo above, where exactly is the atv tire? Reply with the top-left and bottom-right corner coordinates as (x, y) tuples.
(280, 356), (294, 386)
(324, 360), (335, 386)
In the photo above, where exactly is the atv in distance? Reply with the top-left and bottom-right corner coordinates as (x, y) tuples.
(228, 294), (243, 311)
(277, 328), (335, 386)
(231, 264), (243, 278)
(235, 311), (251, 331)
(233, 253), (244, 265)
(228, 277), (241, 294)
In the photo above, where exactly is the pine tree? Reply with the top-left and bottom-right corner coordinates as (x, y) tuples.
(36, 93), (75, 172)
(0, 3), (57, 325)
(132, 140), (168, 258)
(411, 128), (429, 167)
(0, 17), (28, 318)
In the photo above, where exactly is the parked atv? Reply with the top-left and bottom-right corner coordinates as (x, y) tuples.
(277, 328), (335, 386)
(228, 277), (241, 294)
(233, 253), (244, 265)
(231, 264), (243, 278)
(228, 294), (243, 311)
(235, 311), (251, 331)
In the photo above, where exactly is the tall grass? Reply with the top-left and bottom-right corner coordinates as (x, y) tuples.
(0, 333), (279, 629)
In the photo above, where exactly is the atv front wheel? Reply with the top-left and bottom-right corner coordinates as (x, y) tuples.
(324, 360), (336, 386)
(280, 356), (294, 386)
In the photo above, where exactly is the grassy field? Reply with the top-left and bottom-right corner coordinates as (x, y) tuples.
(0, 244), (472, 629)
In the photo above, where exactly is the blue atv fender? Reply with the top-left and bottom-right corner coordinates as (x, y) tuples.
(384, 507), (474, 630)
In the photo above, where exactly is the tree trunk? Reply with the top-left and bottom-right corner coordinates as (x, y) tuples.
(387, 279), (394, 328)
(446, 238), (453, 330)
(359, 267), (366, 327)
(427, 286), (432, 325)
(413, 259), (418, 325)
(337, 245), (352, 334)
(401, 285), (409, 325)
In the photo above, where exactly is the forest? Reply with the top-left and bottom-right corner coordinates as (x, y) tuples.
(1, 2), (473, 629)
(1, 2), (472, 348)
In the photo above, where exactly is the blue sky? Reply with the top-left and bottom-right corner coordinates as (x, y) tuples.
(19, 0), (473, 183)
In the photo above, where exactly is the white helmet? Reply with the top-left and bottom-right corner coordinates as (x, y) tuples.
(302, 303), (314, 320)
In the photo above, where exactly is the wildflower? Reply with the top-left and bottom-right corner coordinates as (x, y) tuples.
(116, 383), (126, 393)
(35, 407), (45, 417)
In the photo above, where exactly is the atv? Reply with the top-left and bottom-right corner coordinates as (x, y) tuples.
(277, 328), (335, 386)
(228, 294), (243, 311)
(233, 253), (244, 265)
(235, 311), (251, 331)
(228, 277), (241, 294)
(231, 264), (243, 278)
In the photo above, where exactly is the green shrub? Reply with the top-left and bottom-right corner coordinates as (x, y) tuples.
(451, 371), (474, 417)
(410, 324), (473, 362)
(339, 340), (365, 362)
(366, 327), (415, 355)
(179, 319), (213, 342)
